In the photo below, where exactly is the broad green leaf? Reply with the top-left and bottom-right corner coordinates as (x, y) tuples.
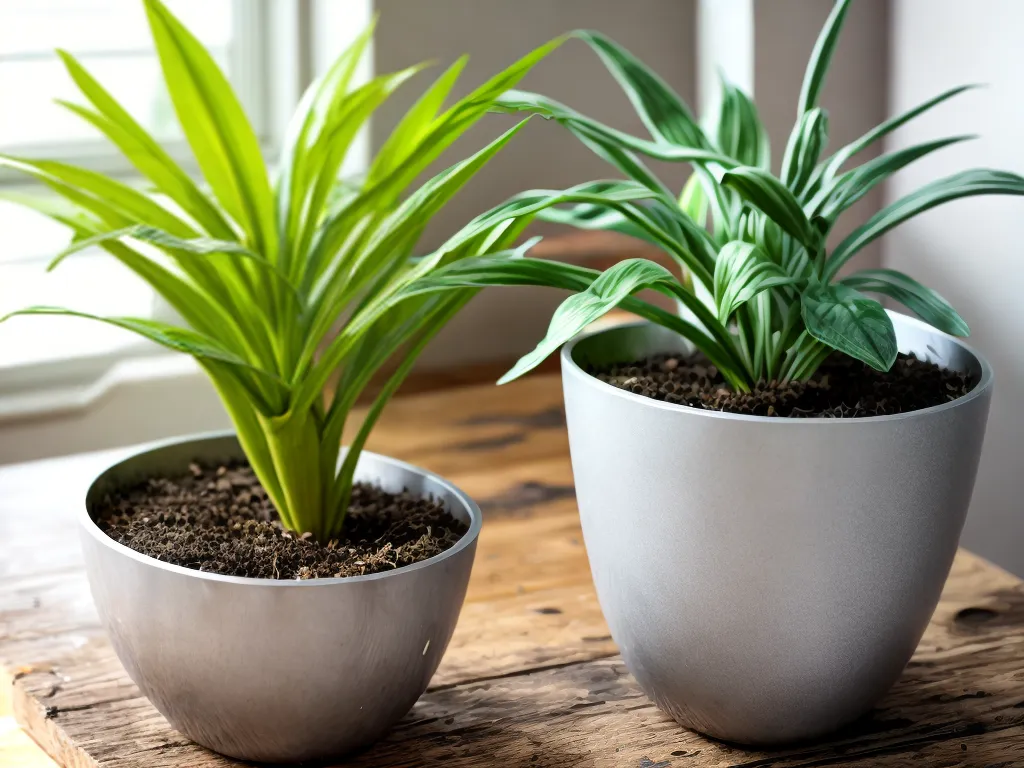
(713, 241), (800, 323)
(826, 169), (1024, 279)
(572, 30), (708, 148)
(840, 268), (968, 336)
(801, 282), (897, 371)
(143, 0), (275, 255)
(810, 135), (974, 221)
(796, 0), (852, 115)
(720, 166), (820, 251)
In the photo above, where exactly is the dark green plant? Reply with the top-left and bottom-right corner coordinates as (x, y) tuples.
(423, 0), (1024, 390)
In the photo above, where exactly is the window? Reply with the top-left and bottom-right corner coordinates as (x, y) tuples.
(0, 0), (277, 371)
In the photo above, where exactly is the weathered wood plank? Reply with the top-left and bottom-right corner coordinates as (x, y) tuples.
(3, 375), (1024, 767)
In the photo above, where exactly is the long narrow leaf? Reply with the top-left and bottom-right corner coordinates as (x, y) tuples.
(721, 166), (821, 252)
(816, 84), (979, 183)
(810, 135), (974, 221)
(826, 169), (1024, 279)
(840, 268), (968, 336)
(144, 0), (275, 254)
(796, 0), (852, 115)
(55, 51), (236, 239)
(573, 30), (708, 148)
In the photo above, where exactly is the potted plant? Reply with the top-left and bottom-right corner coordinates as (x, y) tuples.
(0, 1), (571, 761)
(407, 0), (1024, 745)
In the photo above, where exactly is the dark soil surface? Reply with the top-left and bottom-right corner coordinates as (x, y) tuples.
(590, 352), (974, 418)
(95, 462), (468, 580)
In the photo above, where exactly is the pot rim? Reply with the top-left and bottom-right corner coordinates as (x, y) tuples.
(561, 310), (993, 425)
(80, 431), (483, 587)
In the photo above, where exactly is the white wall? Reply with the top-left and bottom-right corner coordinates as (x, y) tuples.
(888, 0), (1024, 576)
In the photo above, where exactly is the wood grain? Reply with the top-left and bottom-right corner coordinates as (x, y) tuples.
(2, 374), (1023, 767)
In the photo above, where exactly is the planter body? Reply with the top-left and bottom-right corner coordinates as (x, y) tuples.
(561, 313), (992, 744)
(81, 435), (480, 762)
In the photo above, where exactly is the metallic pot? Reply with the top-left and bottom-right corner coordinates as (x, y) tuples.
(561, 312), (992, 744)
(81, 434), (481, 762)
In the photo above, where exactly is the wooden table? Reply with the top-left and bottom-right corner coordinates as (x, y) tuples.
(2, 374), (1023, 767)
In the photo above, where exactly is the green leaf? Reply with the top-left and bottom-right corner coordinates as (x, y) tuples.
(1, 306), (282, 393)
(713, 241), (800, 323)
(780, 108), (829, 194)
(720, 166), (820, 251)
(502, 259), (691, 382)
(801, 282), (897, 371)
(816, 84), (979, 183)
(368, 55), (467, 186)
(797, 0), (852, 115)
(46, 225), (299, 304)
(287, 66), (423, 277)
(433, 181), (715, 287)
(572, 30), (707, 148)
(826, 169), (1024, 279)
(54, 50), (235, 239)
(708, 74), (770, 169)
(0, 155), (195, 236)
(494, 90), (735, 167)
(276, 19), (376, 260)
(143, 0), (275, 254)
(678, 173), (708, 229)
(840, 268), (968, 336)
(810, 135), (974, 221)
(396, 252), (748, 389)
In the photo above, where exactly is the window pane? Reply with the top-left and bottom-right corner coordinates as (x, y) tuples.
(0, 51), (228, 147)
(0, 0), (235, 148)
(0, 0), (232, 57)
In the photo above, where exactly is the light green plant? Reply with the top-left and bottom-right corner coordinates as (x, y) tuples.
(422, 0), (1024, 390)
(0, 0), (566, 540)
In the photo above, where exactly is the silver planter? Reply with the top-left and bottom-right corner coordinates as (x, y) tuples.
(561, 312), (992, 744)
(80, 434), (481, 763)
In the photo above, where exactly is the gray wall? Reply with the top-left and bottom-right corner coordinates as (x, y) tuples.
(374, 0), (697, 366)
(887, 0), (1024, 576)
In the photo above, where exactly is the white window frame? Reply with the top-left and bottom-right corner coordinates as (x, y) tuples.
(0, 0), (374, 462)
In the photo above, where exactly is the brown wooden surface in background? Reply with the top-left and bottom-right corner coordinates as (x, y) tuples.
(2, 374), (1024, 767)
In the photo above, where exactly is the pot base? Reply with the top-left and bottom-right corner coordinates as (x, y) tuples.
(562, 314), (992, 746)
(81, 434), (481, 762)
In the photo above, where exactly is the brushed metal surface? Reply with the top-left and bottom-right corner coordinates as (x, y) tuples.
(561, 312), (993, 744)
(80, 434), (481, 763)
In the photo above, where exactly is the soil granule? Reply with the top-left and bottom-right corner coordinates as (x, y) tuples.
(590, 352), (974, 418)
(95, 462), (468, 580)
